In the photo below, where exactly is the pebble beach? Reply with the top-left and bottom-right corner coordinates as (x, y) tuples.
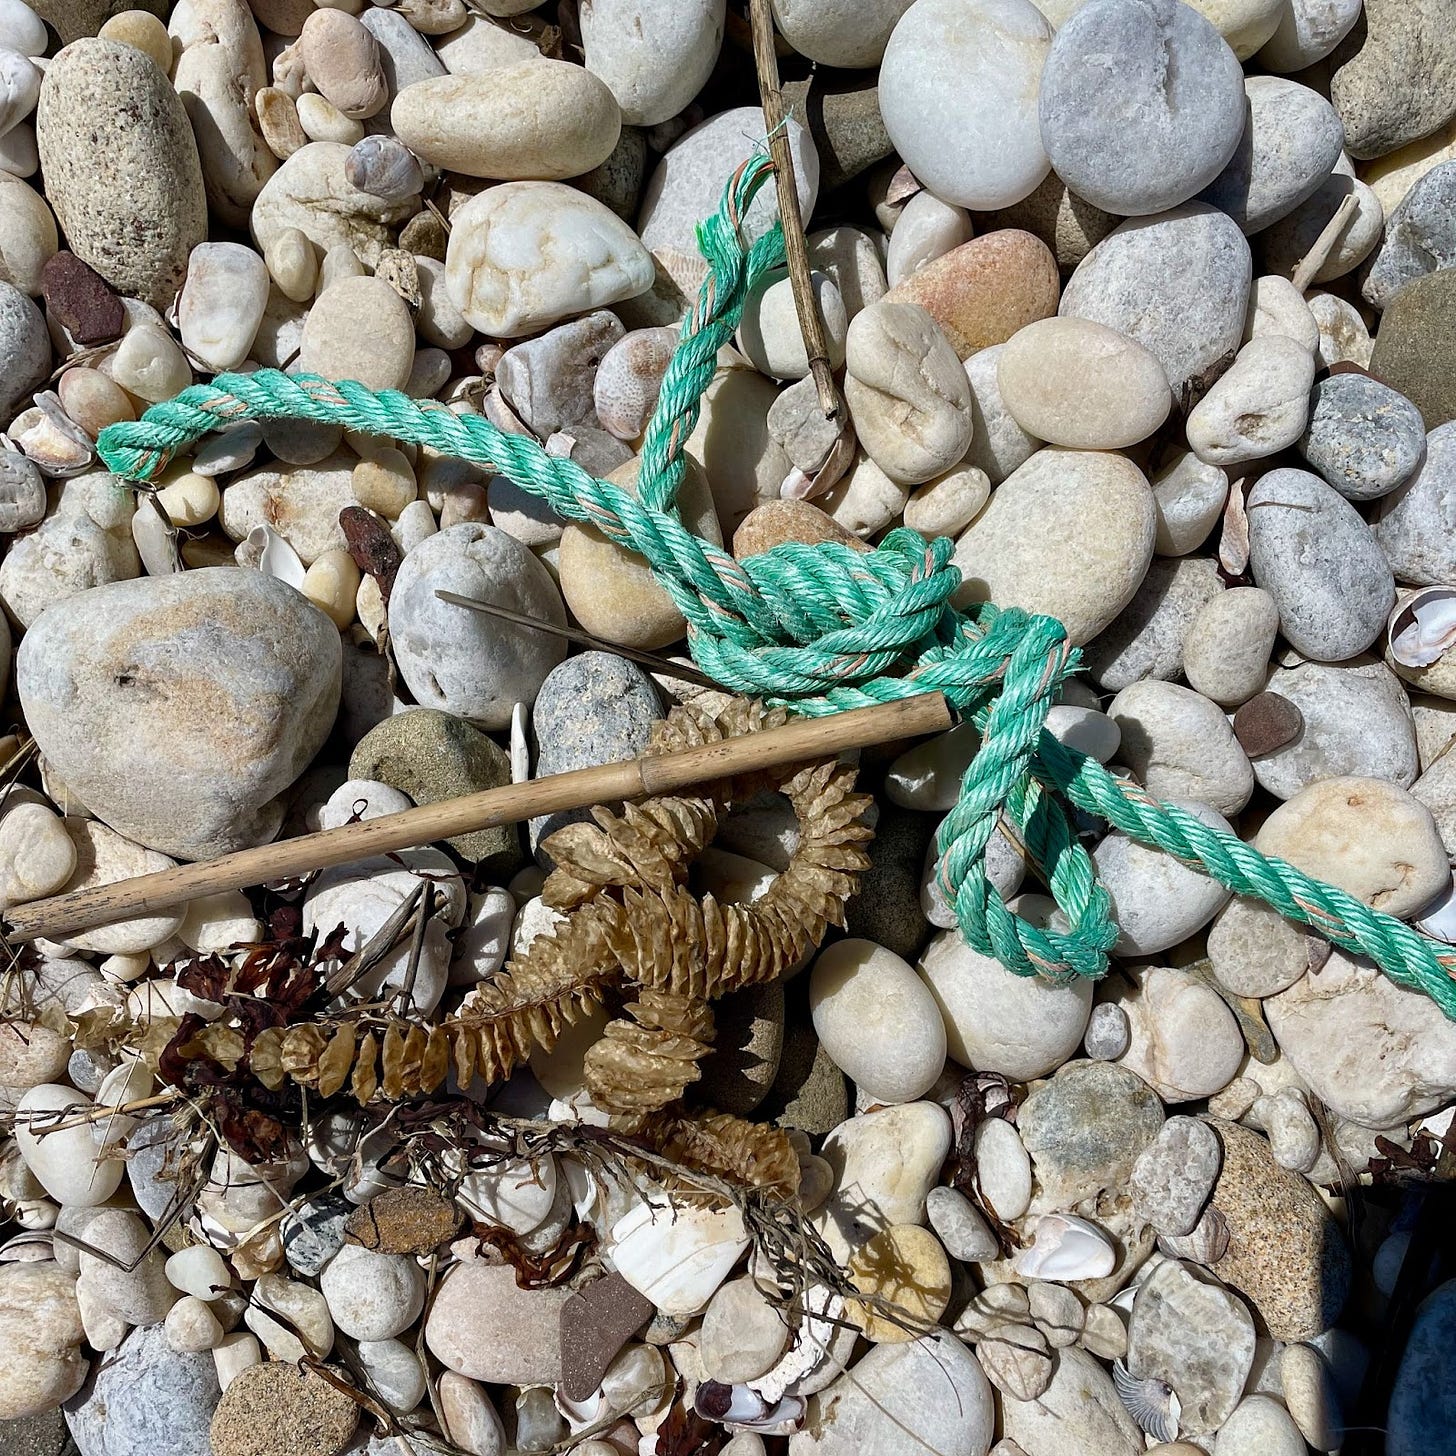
(1, 0), (1456, 1454)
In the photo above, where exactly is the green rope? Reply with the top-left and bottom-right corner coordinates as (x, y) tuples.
(96, 155), (1456, 1020)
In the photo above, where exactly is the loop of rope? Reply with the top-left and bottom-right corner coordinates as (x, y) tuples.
(96, 155), (1456, 1019)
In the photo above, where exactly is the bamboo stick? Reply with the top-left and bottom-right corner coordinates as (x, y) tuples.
(6, 693), (953, 943)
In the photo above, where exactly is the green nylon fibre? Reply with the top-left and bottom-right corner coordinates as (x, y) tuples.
(95, 155), (1456, 1020)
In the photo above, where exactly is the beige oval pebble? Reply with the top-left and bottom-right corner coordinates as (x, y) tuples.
(843, 299), (973, 485)
(103, 322), (192, 404)
(1183, 586), (1279, 707)
(1186, 335), (1316, 467)
(295, 92), (364, 145)
(156, 469), (220, 528)
(301, 547), (361, 628)
(263, 226), (317, 302)
(256, 86), (308, 161)
(847, 1225), (952, 1343)
(299, 9), (388, 120)
(0, 175), (57, 296)
(0, 802), (77, 907)
(1256, 775), (1449, 918)
(391, 59), (620, 180)
(57, 368), (134, 439)
(903, 463), (991, 539)
(996, 317), (1172, 449)
(98, 11), (173, 72)
(557, 455), (721, 650)
(299, 275), (414, 391)
(352, 449), (417, 518)
(951, 447), (1156, 645)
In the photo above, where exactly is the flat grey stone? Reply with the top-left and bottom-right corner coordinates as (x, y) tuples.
(1253, 655), (1418, 799)
(1247, 468), (1395, 662)
(529, 650), (662, 858)
(1329, 0), (1456, 161)
(1299, 372), (1426, 500)
(65, 1324), (218, 1456)
(1082, 556), (1224, 692)
(1374, 421), (1456, 585)
(1018, 1060), (1165, 1210)
(1127, 1258), (1256, 1435)
(0, 282), (48, 422)
(1364, 161), (1456, 309)
(1130, 1115), (1224, 1236)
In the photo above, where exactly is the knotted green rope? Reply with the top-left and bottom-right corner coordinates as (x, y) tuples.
(97, 157), (1456, 1020)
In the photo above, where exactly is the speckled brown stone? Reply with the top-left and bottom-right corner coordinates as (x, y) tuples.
(1204, 1117), (1351, 1341)
(1232, 691), (1304, 758)
(344, 1185), (461, 1255)
(732, 498), (870, 560)
(210, 1362), (359, 1456)
(883, 230), (1061, 360)
(40, 252), (123, 345)
(559, 1273), (654, 1402)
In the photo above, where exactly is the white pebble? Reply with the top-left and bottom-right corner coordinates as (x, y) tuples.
(809, 938), (947, 1104)
(320, 1244), (426, 1340)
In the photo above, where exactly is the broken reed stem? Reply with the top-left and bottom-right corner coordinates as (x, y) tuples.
(4, 693), (952, 943)
(1291, 191), (1361, 295)
(10, 1090), (181, 1133)
(748, 0), (846, 429)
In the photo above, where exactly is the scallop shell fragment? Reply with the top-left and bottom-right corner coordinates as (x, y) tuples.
(1113, 1358), (1182, 1443)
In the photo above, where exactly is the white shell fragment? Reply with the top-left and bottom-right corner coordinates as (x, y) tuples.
(1011, 1213), (1117, 1282)
(1388, 588), (1456, 669)
(245, 523), (307, 590)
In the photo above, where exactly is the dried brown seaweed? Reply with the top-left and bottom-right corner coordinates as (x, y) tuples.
(137, 697), (874, 1193)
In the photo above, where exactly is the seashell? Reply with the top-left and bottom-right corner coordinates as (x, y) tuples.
(344, 135), (424, 204)
(1157, 1203), (1232, 1267)
(245, 522), (307, 589)
(1389, 587), (1456, 668)
(0, 1229), (55, 1260)
(694, 1380), (806, 1433)
(1415, 873), (1456, 945)
(1113, 1359), (1181, 1443)
(607, 1199), (750, 1317)
(747, 1284), (847, 1404)
(1012, 1213), (1117, 1282)
(557, 1342), (669, 1432)
(7, 392), (94, 476)
(510, 700), (529, 784)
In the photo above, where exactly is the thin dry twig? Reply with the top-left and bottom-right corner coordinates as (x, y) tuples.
(747, 0), (854, 497)
(1291, 192), (1361, 295)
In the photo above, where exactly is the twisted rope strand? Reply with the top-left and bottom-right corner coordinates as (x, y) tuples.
(95, 155), (1456, 1020)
